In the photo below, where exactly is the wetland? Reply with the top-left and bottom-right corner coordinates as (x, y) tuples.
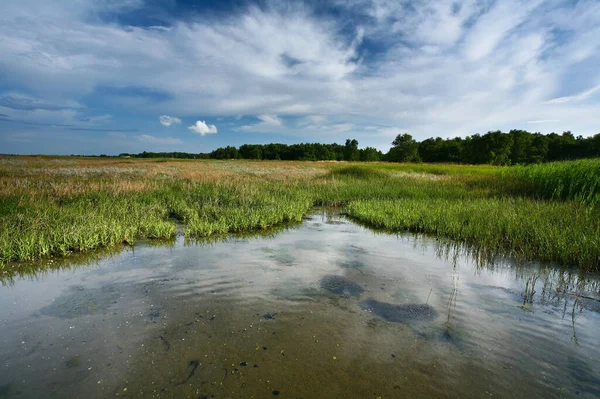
(0, 212), (599, 398)
(1, 157), (599, 398)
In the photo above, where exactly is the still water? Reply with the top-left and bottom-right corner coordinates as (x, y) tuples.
(0, 212), (599, 398)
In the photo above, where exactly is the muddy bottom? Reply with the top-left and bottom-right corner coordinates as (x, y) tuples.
(0, 211), (599, 398)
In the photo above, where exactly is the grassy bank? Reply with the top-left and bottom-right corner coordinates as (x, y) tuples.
(1, 157), (599, 271)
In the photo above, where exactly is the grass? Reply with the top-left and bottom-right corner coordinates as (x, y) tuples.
(0, 156), (599, 271)
(346, 198), (598, 269)
(501, 158), (600, 206)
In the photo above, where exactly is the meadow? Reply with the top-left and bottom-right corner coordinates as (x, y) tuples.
(0, 156), (598, 272)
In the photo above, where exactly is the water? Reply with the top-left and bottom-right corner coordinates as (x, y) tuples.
(1, 211), (599, 398)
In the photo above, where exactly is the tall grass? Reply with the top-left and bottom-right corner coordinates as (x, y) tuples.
(1, 156), (599, 271)
(502, 158), (600, 206)
(0, 192), (176, 264)
(346, 198), (599, 270)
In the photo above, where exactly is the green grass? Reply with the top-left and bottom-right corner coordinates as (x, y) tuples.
(346, 198), (599, 270)
(0, 193), (176, 263)
(1, 157), (599, 271)
(501, 158), (600, 206)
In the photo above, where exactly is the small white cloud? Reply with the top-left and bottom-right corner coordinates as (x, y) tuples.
(320, 123), (353, 133)
(188, 120), (218, 136)
(526, 119), (559, 124)
(239, 114), (283, 132)
(546, 84), (600, 104)
(298, 115), (328, 127)
(160, 115), (182, 127)
(546, 97), (572, 104)
(257, 114), (282, 126)
(137, 134), (183, 145)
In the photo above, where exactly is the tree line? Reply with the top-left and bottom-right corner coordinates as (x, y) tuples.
(121, 129), (600, 165)
(121, 140), (383, 162)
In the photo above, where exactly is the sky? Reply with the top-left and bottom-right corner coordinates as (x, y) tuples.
(0, 0), (599, 155)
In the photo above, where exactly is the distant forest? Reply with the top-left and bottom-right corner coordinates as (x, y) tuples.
(121, 130), (600, 165)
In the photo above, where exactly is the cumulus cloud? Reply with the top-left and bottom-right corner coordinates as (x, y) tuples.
(136, 134), (183, 145)
(159, 115), (182, 126)
(188, 120), (218, 136)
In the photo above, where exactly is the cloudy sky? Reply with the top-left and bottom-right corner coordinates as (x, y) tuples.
(1, 0), (599, 155)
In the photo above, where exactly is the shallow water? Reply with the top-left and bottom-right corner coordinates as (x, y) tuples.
(1, 211), (599, 398)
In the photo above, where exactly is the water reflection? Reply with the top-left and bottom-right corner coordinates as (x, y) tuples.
(0, 210), (598, 398)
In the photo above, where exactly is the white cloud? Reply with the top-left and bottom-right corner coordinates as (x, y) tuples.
(1, 0), (600, 153)
(159, 115), (181, 126)
(188, 120), (218, 136)
(462, 0), (541, 62)
(239, 114), (283, 132)
(136, 134), (183, 145)
(257, 114), (282, 126)
(526, 119), (559, 124)
(298, 114), (328, 127)
(546, 84), (600, 104)
(322, 123), (353, 133)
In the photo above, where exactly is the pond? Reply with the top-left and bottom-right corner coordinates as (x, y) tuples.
(0, 211), (599, 398)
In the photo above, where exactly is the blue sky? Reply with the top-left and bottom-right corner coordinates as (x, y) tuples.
(1, 0), (599, 155)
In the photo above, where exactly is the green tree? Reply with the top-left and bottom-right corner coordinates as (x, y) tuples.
(527, 133), (549, 163)
(509, 129), (533, 164)
(239, 144), (263, 159)
(591, 134), (600, 157)
(344, 139), (360, 161)
(388, 134), (420, 162)
(359, 147), (382, 161)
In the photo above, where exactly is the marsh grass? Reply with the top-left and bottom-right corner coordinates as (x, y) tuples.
(1, 156), (599, 271)
(501, 159), (600, 206)
(346, 198), (599, 270)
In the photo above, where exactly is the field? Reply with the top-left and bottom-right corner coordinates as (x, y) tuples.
(1, 156), (599, 272)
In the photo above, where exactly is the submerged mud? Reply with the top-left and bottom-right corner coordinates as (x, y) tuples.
(360, 298), (438, 322)
(320, 274), (365, 297)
